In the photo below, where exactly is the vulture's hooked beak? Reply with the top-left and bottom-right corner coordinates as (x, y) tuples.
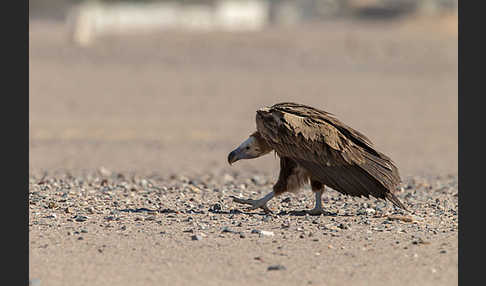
(227, 145), (261, 165)
(227, 149), (238, 165)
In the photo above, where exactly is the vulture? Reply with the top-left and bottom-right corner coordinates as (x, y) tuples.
(227, 102), (407, 214)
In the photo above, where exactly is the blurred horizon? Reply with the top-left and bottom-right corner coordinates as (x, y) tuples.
(30, 0), (457, 22)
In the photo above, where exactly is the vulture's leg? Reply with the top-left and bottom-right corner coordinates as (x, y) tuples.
(306, 180), (326, 215)
(231, 157), (295, 214)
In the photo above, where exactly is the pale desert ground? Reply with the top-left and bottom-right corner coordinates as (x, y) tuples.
(29, 15), (457, 286)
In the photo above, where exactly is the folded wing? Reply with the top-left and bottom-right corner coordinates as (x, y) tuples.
(256, 102), (406, 209)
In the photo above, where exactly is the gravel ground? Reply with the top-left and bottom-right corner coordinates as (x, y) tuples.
(29, 169), (457, 286)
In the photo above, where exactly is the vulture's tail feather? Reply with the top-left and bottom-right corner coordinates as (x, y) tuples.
(385, 192), (408, 212)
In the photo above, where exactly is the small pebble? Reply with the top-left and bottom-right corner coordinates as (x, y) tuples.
(365, 208), (376, 215)
(209, 203), (222, 212)
(267, 264), (286, 271)
(221, 226), (234, 233)
(191, 234), (203, 241)
(259, 230), (275, 237)
(74, 215), (88, 222)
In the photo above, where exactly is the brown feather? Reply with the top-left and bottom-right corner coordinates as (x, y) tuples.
(256, 102), (406, 210)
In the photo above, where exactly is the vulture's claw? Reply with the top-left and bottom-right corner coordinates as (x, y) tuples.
(305, 208), (336, 216)
(230, 195), (273, 214)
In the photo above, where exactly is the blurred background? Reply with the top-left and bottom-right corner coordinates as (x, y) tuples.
(29, 0), (457, 178)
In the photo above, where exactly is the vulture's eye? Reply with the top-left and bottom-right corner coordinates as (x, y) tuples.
(246, 147), (250, 150)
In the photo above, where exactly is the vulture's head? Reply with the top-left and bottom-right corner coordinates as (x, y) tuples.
(228, 131), (272, 165)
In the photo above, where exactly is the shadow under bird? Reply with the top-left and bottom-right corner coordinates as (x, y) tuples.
(227, 102), (407, 215)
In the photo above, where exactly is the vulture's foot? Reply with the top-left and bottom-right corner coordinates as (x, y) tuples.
(305, 208), (327, 216)
(230, 195), (273, 214)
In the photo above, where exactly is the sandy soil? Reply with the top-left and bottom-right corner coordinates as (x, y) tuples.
(29, 15), (457, 286)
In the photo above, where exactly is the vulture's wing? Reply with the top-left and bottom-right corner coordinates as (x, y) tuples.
(257, 103), (406, 209)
